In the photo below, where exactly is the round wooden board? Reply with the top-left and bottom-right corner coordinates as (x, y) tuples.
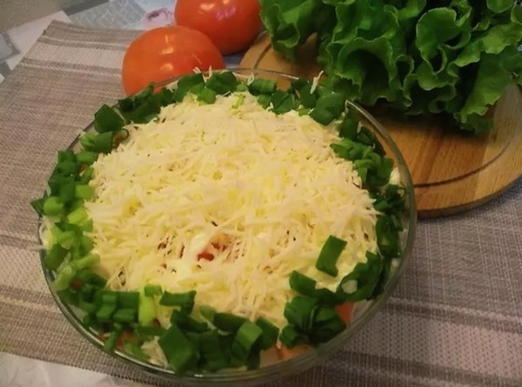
(240, 34), (522, 218)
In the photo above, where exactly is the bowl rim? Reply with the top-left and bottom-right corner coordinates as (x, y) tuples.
(38, 67), (417, 384)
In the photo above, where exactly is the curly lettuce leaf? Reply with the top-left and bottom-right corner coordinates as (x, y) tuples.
(261, 0), (522, 134)
(259, 0), (324, 61)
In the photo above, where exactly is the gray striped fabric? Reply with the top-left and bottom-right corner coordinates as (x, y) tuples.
(0, 21), (520, 387)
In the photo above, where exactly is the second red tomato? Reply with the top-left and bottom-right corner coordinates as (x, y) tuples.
(175, 0), (262, 55)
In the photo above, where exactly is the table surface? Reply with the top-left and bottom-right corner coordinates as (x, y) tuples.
(0, 2), (521, 387)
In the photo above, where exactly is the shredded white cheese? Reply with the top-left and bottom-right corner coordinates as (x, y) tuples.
(85, 92), (378, 329)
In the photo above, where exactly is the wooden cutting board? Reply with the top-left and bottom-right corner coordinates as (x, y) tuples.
(240, 34), (522, 218)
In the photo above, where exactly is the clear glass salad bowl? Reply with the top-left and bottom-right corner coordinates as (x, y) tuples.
(39, 68), (417, 385)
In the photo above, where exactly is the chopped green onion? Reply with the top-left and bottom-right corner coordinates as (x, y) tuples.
(80, 132), (114, 154)
(236, 83), (247, 92)
(255, 317), (279, 350)
(289, 271), (317, 297)
(43, 196), (64, 216)
(246, 350), (260, 370)
(310, 93), (345, 125)
(118, 84), (153, 112)
(173, 73), (205, 102)
(57, 288), (78, 306)
(136, 325), (167, 337)
(78, 167), (94, 184)
(82, 313), (96, 327)
(199, 330), (229, 371)
(104, 326), (122, 351)
(256, 94), (271, 108)
(298, 107), (311, 116)
(78, 299), (97, 314)
(123, 341), (150, 361)
(309, 306), (345, 343)
(270, 91), (295, 114)
(196, 86), (217, 104)
(96, 302), (117, 322)
(310, 108), (334, 126)
(232, 94), (245, 109)
(53, 264), (77, 291)
(47, 175), (69, 196)
(67, 207), (88, 226)
(113, 308), (137, 323)
(55, 151), (78, 176)
(170, 310), (208, 333)
(79, 236), (94, 255)
(248, 79), (277, 95)
(337, 252), (383, 301)
(376, 215), (400, 258)
(159, 323), (198, 373)
(76, 151), (98, 165)
(213, 313), (247, 332)
(99, 291), (118, 305)
(43, 243), (68, 270)
(58, 180), (76, 204)
(138, 289), (156, 326)
(205, 71), (238, 94)
(157, 87), (174, 106)
(144, 284), (162, 297)
(94, 104), (124, 133)
(123, 95), (161, 124)
(31, 196), (47, 216)
(159, 290), (196, 312)
(339, 115), (359, 139)
(117, 291), (139, 309)
(315, 235), (347, 277)
(231, 321), (263, 362)
(279, 325), (306, 349)
(79, 283), (95, 300)
(74, 184), (94, 200)
(199, 305), (216, 323)
(284, 295), (318, 331)
(113, 129), (129, 147)
(291, 79), (316, 108)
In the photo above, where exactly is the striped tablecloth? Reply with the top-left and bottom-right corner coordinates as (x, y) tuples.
(0, 21), (520, 387)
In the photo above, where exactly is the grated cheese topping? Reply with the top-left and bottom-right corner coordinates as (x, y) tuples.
(85, 92), (378, 329)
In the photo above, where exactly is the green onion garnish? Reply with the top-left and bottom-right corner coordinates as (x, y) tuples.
(213, 312), (247, 332)
(94, 104), (124, 133)
(255, 317), (279, 350)
(270, 91), (295, 114)
(170, 310), (208, 333)
(159, 323), (198, 373)
(43, 244), (68, 270)
(42, 196), (64, 216)
(144, 284), (162, 297)
(205, 71), (238, 94)
(248, 79), (277, 95)
(113, 308), (137, 323)
(198, 330), (229, 371)
(80, 132), (114, 154)
(231, 321), (263, 362)
(315, 235), (347, 277)
(159, 290), (196, 312)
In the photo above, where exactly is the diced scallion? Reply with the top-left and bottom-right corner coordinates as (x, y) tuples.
(315, 235), (347, 277)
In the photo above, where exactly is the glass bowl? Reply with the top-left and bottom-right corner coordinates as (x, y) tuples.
(39, 68), (417, 385)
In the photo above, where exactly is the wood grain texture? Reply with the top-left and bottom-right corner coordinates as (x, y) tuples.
(240, 34), (522, 218)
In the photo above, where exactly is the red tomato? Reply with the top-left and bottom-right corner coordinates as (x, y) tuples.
(335, 302), (354, 324)
(122, 25), (224, 95)
(175, 0), (262, 55)
(197, 250), (215, 261)
(276, 344), (312, 360)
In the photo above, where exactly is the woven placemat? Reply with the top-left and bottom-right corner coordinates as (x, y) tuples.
(0, 21), (520, 387)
